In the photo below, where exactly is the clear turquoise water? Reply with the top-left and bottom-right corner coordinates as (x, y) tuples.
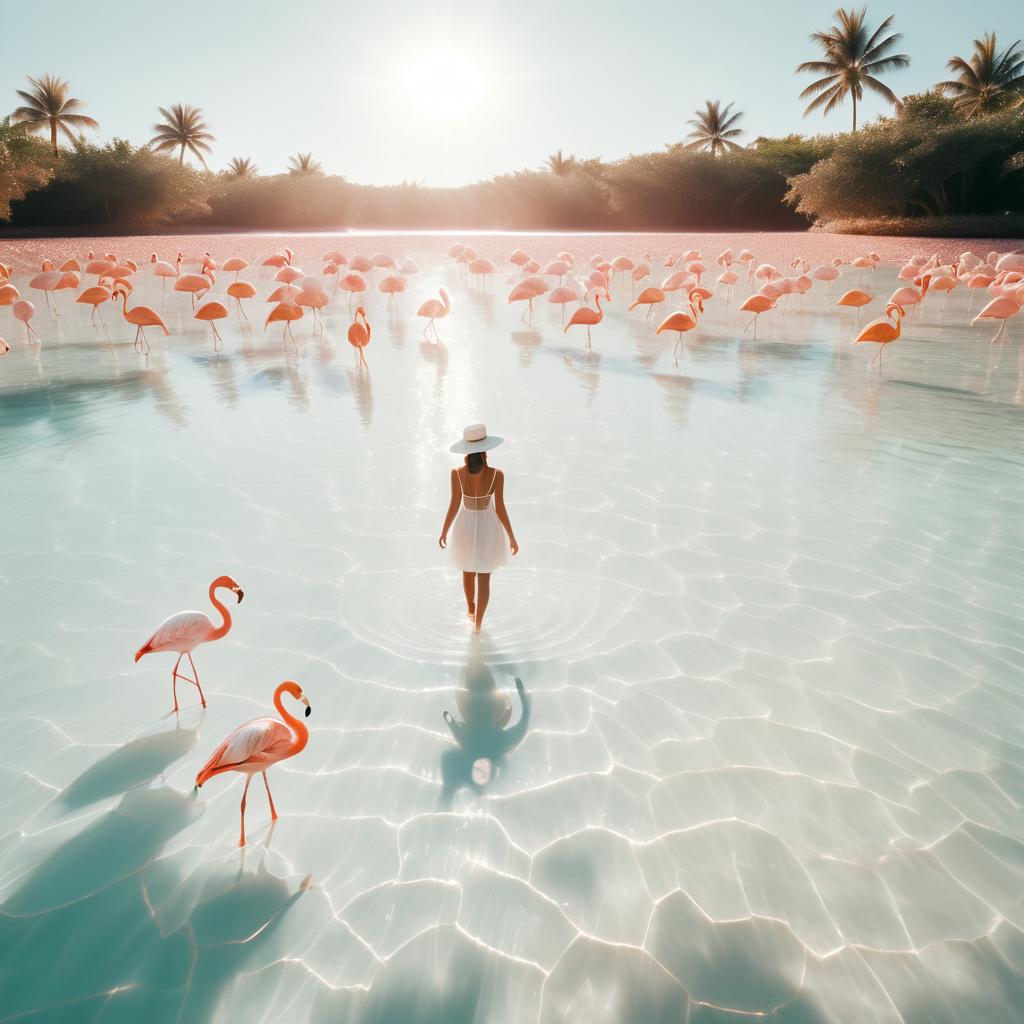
(1, 233), (1023, 1022)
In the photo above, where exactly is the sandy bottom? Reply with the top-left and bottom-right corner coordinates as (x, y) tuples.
(1, 232), (1023, 1022)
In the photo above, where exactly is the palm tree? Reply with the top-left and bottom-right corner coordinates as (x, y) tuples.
(796, 7), (910, 130)
(545, 150), (577, 176)
(149, 104), (215, 166)
(939, 33), (1024, 117)
(225, 156), (257, 178)
(683, 101), (745, 156)
(288, 152), (322, 175)
(11, 74), (98, 155)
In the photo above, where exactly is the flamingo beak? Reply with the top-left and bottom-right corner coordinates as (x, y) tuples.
(301, 696), (311, 717)
(235, 587), (244, 603)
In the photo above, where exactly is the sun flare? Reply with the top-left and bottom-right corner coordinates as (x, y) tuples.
(405, 51), (484, 118)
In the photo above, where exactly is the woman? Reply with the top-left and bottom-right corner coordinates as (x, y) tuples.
(439, 424), (518, 631)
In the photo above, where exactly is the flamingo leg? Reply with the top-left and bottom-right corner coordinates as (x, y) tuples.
(262, 771), (278, 820)
(185, 652), (207, 707)
(239, 775), (252, 847)
(171, 653), (183, 712)
(586, 325), (592, 350)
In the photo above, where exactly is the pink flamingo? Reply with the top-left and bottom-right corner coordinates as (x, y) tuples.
(274, 266), (304, 285)
(76, 285), (112, 327)
(295, 283), (329, 329)
(195, 301), (229, 350)
(265, 301), (303, 351)
(378, 275), (406, 311)
(508, 279), (547, 325)
(339, 273), (367, 313)
(889, 274), (930, 315)
(739, 294), (776, 339)
(629, 286), (667, 324)
(267, 283), (301, 304)
(151, 253), (181, 307)
(135, 575), (244, 712)
(174, 267), (214, 309)
(417, 288), (450, 341)
(227, 280), (256, 319)
(564, 290), (605, 349)
(194, 680), (311, 847)
(716, 269), (740, 303)
(656, 288), (705, 364)
(13, 300), (39, 342)
(836, 288), (874, 324)
(547, 284), (579, 323)
(972, 296), (1021, 343)
(113, 288), (168, 353)
(29, 269), (63, 312)
(468, 258), (497, 286)
(348, 306), (371, 367)
(222, 257), (248, 280)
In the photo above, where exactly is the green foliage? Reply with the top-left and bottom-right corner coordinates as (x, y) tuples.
(149, 104), (214, 166)
(796, 7), (910, 130)
(683, 101), (745, 156)
(225, 157), (257, 178)
(287, 153), (322, 176)
(10, 139), (209, 225)
(0, 117), (53, 220)
(545, 151), (577, 176)
(939, 33), (1024, 117)
(897, 90), (959, 124)
(786, 105), (1024, 220)
(11, 74), (98, 154)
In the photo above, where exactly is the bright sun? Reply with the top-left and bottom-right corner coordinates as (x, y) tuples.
(405, 51), (484, 118)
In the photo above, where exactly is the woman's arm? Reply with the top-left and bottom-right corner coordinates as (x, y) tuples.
(493, 471), (519, 555)
(438, 469), (460, 548)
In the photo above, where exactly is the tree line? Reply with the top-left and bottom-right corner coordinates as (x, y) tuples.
(2, 9), (1023, 233)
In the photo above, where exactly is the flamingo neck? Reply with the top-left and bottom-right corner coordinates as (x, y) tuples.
(208, 582), (233, 640)
(594, 293), (602, 312)
(274, 686), (309, 752)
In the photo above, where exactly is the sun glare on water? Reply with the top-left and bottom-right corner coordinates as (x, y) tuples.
(405, 51), (484, 118)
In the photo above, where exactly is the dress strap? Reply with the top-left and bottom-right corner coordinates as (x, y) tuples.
(483, 468), (497, 497)
(455, 468), (464, 493)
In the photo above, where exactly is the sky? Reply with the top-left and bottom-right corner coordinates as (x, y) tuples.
(3, 0), (1022, 186)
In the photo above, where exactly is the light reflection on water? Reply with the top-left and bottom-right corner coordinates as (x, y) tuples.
(1, 231), (1023, 1022)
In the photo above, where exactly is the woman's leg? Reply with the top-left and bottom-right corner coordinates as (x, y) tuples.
(474, 573), (491, 631)
(462, 572), (476, 619)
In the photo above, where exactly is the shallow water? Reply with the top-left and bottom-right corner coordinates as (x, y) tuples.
(1, 232), (1023, 1023)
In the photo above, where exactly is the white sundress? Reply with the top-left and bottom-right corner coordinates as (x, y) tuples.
(450, 468), (507, 573)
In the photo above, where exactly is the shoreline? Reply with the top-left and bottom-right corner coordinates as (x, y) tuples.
(3, 223), (1024, 242)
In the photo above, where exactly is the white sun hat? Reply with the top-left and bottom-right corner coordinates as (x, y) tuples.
(449, 423), (504, 454)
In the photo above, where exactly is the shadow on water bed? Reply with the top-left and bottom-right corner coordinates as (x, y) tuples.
(0, 787), (304, 1022)
(439, 652), (531, 810)
(59, 722), (199, 809)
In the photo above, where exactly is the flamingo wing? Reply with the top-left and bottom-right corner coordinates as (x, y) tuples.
(142, 610), (214, 652)
(218, 717), (292, 766)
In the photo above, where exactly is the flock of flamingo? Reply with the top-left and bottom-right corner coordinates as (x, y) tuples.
(1, 241), (1023, 367)
(5, 239), (1023, 848)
